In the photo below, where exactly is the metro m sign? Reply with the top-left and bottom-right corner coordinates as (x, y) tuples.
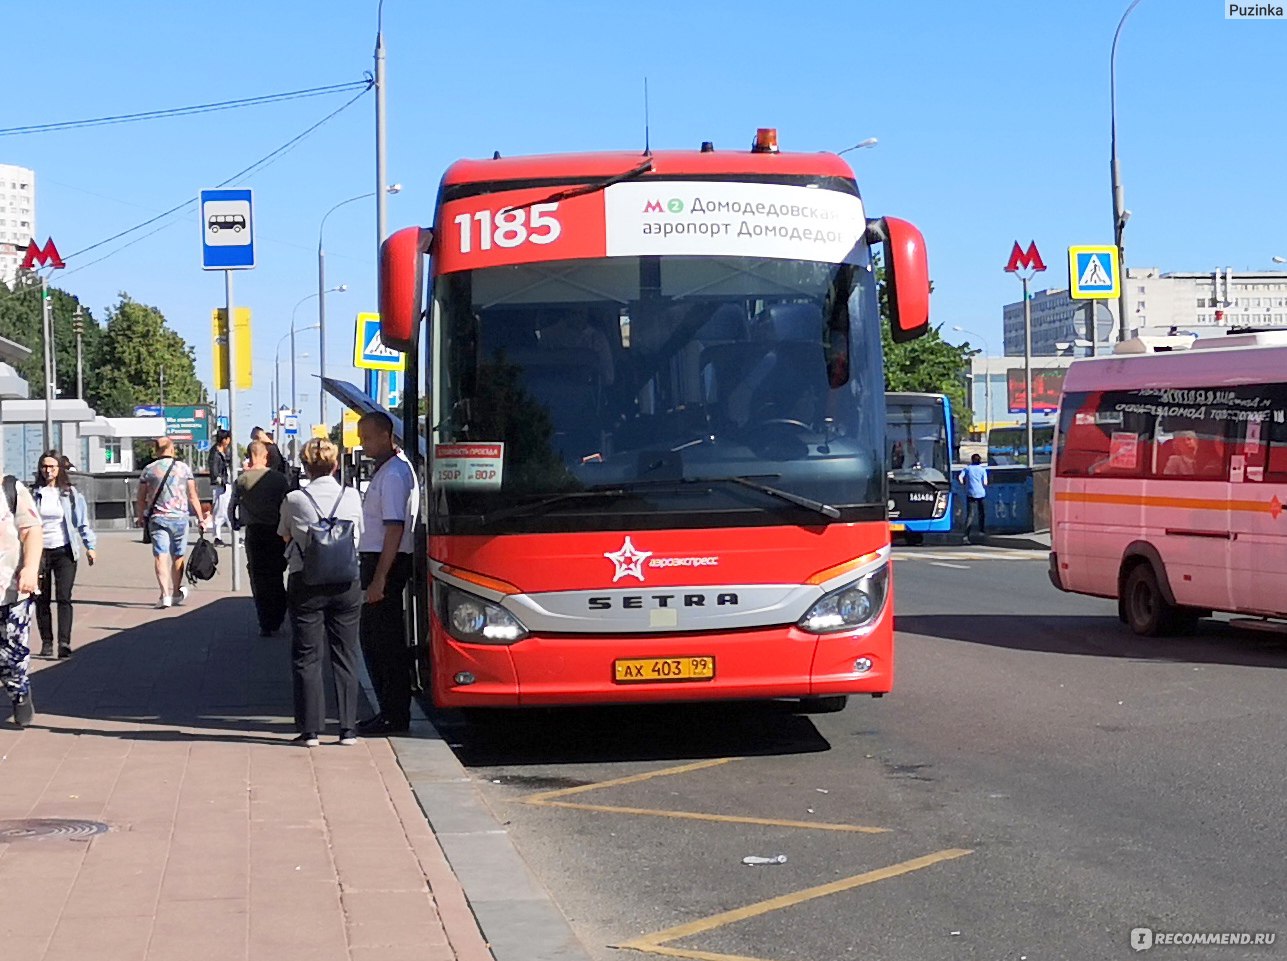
(1004, 241), (1045, 275)
(20, 238), (65, 270)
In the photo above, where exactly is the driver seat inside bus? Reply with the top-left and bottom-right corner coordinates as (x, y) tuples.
(701, 303), (826, 428)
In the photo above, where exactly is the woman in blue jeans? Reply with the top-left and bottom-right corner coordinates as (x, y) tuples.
(135, 437), (208, 609)
(31, 450), (96, 658)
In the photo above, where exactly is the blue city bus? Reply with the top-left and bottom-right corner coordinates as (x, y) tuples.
(987, 424), (1054, 466)
(885, 392), (956, 545)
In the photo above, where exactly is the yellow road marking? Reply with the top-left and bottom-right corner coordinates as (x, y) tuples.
(519, 756), (885, 833)
(618, 848), (973, 952)
(532, 800), (887, 834)
(620, 945), (776, 961)
(521, 757), (736, 803)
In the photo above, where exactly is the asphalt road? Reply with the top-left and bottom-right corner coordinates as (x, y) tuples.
(432, 546), (1287, 961)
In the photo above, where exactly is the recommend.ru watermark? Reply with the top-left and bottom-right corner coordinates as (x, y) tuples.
(1226, 3), (1286, 17)
(1132, 927), (1277, 951)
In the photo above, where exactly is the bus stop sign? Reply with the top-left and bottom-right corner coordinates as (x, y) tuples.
(200, 188), (255, 270)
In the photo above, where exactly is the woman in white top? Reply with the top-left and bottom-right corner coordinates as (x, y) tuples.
(278, 439), (364, 747)
(32, 451), (96, 659)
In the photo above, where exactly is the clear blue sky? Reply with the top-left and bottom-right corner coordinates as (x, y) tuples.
(4, 0), (1285, 427)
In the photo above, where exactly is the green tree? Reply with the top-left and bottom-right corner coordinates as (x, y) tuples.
(876, 258), (975, 430)
(94, 295), (207, 417)
(0, 272), (104, 404)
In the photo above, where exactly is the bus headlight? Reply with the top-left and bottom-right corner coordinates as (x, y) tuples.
(933, 491), (949, 518)
(436, 585), (529, 645)
(797, 564), (889, 634)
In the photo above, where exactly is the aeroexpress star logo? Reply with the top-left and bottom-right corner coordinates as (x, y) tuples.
(604, 536), (653, 583)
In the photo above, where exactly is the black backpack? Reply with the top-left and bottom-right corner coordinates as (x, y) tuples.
(2, 475), (16, 516)
(186, 533), (219, 584)
(299, 488), (358, 586)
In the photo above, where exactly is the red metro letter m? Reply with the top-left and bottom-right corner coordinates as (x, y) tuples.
(20, 238), (65, 270)
(1004, 241), (1046, 274)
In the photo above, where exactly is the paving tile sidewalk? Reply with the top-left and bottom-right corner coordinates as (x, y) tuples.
(0, 532), (493, 961)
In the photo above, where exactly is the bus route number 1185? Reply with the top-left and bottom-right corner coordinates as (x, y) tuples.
(453, 203), (561, 254)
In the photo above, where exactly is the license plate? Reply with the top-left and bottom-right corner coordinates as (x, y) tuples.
(614, 656), (715, 683)
(890, 523), (906, 531)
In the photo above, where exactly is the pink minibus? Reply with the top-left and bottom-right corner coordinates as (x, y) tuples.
(1050, 330), (1287, 635)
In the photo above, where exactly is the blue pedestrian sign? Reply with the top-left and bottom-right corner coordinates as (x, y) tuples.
(200, 188), (256, 270)
(1068, 244), (1119, 299)
(353, 312), (405, 371)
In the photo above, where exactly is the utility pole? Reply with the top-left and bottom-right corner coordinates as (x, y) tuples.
(1111, 0), (1144, 341)
(73, 305), (85, 399)
(374, 2), (391, 408)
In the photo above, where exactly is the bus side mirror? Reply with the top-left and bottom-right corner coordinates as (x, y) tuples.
(868, 217), (930, 343)
(379, 226), (434, 353)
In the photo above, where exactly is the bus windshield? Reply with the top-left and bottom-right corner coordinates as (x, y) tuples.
(885, 398), (950, 483)
(988, 425), (1054, 466)
(431, 253), (886, 533)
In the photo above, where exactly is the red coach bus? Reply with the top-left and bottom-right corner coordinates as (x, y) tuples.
(378, 128), (929, 711)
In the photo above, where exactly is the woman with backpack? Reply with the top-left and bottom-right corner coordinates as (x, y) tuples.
(32, 450), (96, 659)
(278, 438), (363, 747)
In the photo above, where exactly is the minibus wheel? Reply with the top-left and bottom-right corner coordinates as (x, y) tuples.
(1122, 561), (1194, 636)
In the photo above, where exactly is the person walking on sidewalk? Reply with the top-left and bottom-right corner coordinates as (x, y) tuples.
(279, 439), (364, 746)
(959, 453), (989, 544)
(355, 411), (419, 736)
(31, 450), (96, 659)
(1, 473), (42, 727)
(230, 441), (290, 636)
(207, 430), (233, 547)
(135, 437), (208, 610)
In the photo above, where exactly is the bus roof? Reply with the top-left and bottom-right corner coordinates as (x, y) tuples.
(1063, 341), (1287, 393)
(885, 392), (947, 406)
(441, 149), (858, 189)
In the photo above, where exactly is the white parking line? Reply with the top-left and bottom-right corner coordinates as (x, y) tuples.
(930, 561), (971, 570)
(894, 549), (1048, 562)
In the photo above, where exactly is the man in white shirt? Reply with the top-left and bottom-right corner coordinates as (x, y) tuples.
(354, 411), (419, 735)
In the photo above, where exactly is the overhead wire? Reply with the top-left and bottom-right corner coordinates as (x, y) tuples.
(61, 82), (372, 276)
(0, 81), (369, 137)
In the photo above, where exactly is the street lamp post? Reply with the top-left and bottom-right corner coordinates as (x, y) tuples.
(319, 185), (400, 428)
(291, 289), (345, 458)
(276, 325), (318, 426)
(1111, 0), (1145, 343)
(952, 326), (991, 433)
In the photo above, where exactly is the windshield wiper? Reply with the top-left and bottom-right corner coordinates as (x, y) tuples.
(501, 158), (654, 215)
(478, 474), (839, 526)
(599, 475), (840, 520)
(479, 488), (634, 526)
(696, 475), (841, 520)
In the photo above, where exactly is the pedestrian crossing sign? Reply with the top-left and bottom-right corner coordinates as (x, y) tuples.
(1068, 245), (1120, 299)
(353, 312), (406, 371)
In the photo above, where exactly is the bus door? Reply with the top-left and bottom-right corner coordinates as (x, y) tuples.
(1229, 404), (1287, 616)
(1150, 414), (1233, 611)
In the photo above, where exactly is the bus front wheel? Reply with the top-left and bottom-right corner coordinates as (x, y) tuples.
(1122, 562), (1197, 636)
(902, 531), (924, 547)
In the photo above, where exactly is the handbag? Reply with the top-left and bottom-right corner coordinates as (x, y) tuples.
(141, 459), (176, 545)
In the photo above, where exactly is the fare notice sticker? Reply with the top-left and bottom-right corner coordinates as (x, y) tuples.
(434, 443), (504, 489)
